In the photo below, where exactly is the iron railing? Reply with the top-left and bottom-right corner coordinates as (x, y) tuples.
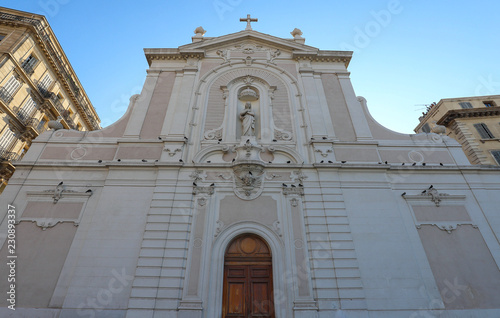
(21, 61), (35, 75)
(0, 12), (100, 130)
(0, 148), (19, 162)
(0, 87), (13, 104)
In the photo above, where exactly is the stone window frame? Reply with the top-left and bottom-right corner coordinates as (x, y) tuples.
(483, 100), (496, 107)
(473, 123), (495, 139)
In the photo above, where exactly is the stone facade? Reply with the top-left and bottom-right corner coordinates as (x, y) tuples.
(414, 95), (500, 165)
(1, 22), (500, 318)
(0, 8), (101, 192)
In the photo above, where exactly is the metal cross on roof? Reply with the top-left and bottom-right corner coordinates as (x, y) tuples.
(240, 14), (258, 31)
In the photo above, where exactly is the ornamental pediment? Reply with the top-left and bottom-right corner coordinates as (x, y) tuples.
(179, 29), (318, 53)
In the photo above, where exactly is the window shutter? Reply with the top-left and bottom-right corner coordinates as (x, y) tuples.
(492, 151), (500, 165)
(459, 102), (473, 109)
(4, 76), (21, 95)
(21, 97), (37, 115)
(0, 129), (16, 151)
(474, 123), (494, 139)
(39, 74), (52, 90)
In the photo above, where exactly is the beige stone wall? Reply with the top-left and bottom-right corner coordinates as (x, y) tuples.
(415, 95), (500, 165)
(0, 8), (101, 190)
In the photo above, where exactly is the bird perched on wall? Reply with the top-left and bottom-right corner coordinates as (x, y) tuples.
(341, 161), (346, 163)
(401, 192), (406, 196)
(428, 185), (433, 189)
(58, 181), (63, 186)
(421, 190), (427, 194)
(282, 183), (287, 187)
(142, 159), (147, 162)
(412, 162), (416, 166)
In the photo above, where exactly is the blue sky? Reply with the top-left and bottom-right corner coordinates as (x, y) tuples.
(2, 1), (500, 133)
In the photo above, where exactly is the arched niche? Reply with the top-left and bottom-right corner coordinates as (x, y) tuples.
(200, 67), (295, 145)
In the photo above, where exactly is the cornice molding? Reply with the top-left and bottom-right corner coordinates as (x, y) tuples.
(293, 50), (352, 67)
(145, 49), (205, 66)
(437, 106), (500, 126)
(0, 10), (101, 130)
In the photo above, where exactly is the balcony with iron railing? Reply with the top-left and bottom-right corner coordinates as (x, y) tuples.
(21, 60), (35, 75)
(36, 83), (52, 99)
(0, 87), (14, 104)
(0, 12), (100, 130)
(15, 107), (32, 123)
(48, 93), (77, 130)
(0, 147), (20, 162)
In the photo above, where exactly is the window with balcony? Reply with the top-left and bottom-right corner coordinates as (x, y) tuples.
(474, 123), (495, 139)
(21, 54), (39, 75)
(483, 101), (496, 107)
(37, 74), (52, 97)
(0, 34), (5, 42)
(17, 97), (37, 123)
(0, 75), (21, 104)
(0, 128), (16, 152)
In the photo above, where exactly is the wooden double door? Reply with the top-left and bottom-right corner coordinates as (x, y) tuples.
(222, 235), (275, 318)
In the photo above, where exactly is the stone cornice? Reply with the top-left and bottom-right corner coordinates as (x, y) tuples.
(293, 50), (352, 67)
(437, 106), (500, 126)
(144, 49), (205, 66)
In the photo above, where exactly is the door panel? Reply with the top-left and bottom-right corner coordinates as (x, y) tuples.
(228, 282), (245, 315)
(250, 282), (271, 316)
(222, 235), (274, 318)
(223, 265), (274, 318)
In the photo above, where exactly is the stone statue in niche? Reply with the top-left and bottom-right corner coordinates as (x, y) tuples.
(240, 102), (255, 136)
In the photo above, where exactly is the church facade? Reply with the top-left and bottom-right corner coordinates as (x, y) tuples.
(1, 19), (500, 318)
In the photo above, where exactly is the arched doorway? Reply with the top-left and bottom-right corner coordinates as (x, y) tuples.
(222, 234), (274, 318)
